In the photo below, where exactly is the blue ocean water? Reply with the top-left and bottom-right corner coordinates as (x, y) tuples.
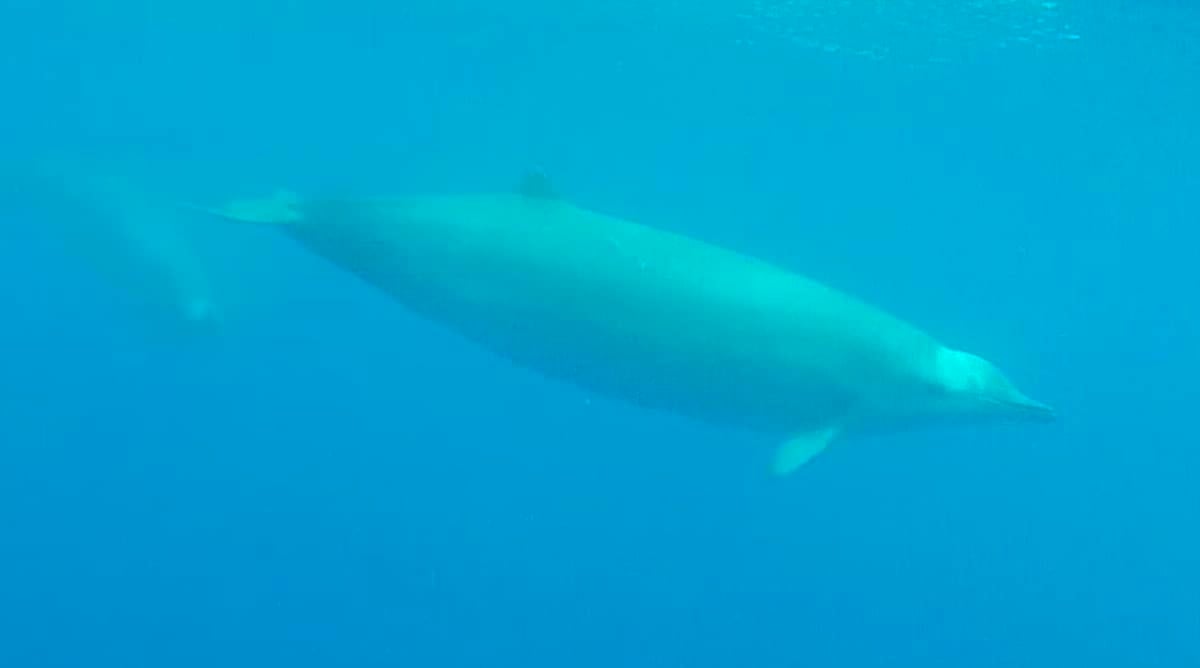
(1, 1), (1197, 666)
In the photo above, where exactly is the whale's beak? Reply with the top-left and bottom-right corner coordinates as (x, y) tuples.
(1002, 392), (1057, 422)
(180, 298), (224, 333)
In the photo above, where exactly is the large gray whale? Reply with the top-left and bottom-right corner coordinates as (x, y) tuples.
(198, 176), (1055, 474)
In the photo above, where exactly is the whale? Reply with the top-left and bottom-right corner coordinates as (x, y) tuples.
(196, 175), (1055, 474)
(2, 156), (225, 332)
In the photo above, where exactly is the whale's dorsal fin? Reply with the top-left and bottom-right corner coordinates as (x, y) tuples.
(516, 170), (559, 200)
(771, 426), (838, 475)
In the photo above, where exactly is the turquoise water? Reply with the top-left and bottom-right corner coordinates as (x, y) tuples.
(1, 2), (1197, 665)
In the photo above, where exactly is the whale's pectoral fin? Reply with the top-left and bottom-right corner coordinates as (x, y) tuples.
(771, 426), (838, 475)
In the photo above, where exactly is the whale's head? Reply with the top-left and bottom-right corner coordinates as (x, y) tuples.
(928, 347), (1056, 423)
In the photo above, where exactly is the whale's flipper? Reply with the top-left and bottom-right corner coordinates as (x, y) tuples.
(183, 190), (304, 225)
(772, 426), (838, 475)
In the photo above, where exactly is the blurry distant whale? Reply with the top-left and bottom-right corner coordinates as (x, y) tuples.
(195, 174), (1055, 474)
(3, 156), (224, 332)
